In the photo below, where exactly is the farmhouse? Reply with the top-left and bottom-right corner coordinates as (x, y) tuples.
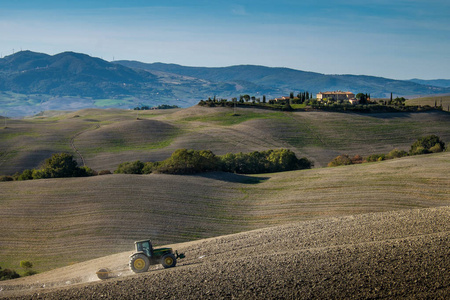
(274, 96), (290, 102)
(317, 91), (355, 101)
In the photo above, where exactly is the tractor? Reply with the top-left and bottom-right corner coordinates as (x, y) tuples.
(129, 239), (185, 273)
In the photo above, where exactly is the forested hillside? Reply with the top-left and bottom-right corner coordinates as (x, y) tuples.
(1, 50), (450, 116)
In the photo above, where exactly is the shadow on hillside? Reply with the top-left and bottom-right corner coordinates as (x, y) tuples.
(356, 112), (413, 119)
(193, 172), (269, 184)
(360, 110), (449, 119)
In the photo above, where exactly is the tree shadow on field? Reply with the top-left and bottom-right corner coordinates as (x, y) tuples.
(355, 112), (413, 119)
(193, 171), (269, 184)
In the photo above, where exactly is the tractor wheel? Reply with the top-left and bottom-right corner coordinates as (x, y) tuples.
(130, 254), (150, 273)
(161, 253), (177, 268)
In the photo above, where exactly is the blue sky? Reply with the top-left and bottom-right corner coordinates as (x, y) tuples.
(1, 0), (449, 79)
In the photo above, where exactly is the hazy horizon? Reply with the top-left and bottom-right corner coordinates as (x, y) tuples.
(1, 0), (449, 80)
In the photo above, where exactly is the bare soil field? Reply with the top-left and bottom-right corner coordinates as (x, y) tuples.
(1, 205), (449, 299)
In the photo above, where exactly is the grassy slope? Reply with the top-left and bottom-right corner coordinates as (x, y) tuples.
(0, 152), (449, 273)
(406, 95), (450, 111)
(1, 106), (450, 174)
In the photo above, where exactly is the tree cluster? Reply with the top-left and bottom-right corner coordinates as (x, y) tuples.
(198, 91), (313, 109)
(355, 93), (370, 104)
(328, 135), (446, 167)
(10, 153), (96, 181)
(295, 91), (311, 103)
(409, 134), (445, 155)
(115, 149), (313, 175)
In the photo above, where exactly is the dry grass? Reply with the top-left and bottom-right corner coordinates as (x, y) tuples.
(406, 95), (450, 111)
(0, 152), (448, 273)
(1, 107), (450, 174)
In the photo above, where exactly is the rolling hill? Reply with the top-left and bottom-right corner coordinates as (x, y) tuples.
(0, 152), (449, 273)
(1, 50), (450, 117)
(116, 60), (450, 98)
(1, 106), (449, 175)
(1, 54), (449, 298)
(0, 153), (449, 298)
(0, 107), (449, 298)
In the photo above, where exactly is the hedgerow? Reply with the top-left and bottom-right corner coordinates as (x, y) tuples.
(115, 149), (313, 175)
(328, 135), (446, 167)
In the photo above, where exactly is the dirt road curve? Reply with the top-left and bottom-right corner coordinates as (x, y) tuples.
(2, 206), (449, 299)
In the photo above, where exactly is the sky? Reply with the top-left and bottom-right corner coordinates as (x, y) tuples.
(0, 0), (449, 80)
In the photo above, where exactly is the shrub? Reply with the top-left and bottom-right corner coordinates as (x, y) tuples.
(20, 260), (33, 270)
(350, 155), (364, 164)
(429, 143), (444, 153)
(20, 260), (37, 277)
(114, 161), (144, 174)
(77, 166), (97, 176)
(17, 169), (34, 181)
(0, 266), (20, 280)
(31, 169), (46, 179)
(0, 175), (14, 181)
(98, 170), (112, 175)
(142, 161), (160, 174)
(328, 155), (352, 167)
(410, 146), (427, 155)
(386, 148), (408, 159)
(365, 154), (386, 162)
(410, 135), (445, 155)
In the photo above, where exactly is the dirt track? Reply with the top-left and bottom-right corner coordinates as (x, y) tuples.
(2, 206), (449, 299)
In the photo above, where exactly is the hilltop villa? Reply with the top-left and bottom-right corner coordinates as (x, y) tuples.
(316, 91), (355, 101)
(273, 96), (291, 102)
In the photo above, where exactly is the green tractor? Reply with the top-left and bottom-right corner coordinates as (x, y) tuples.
(129, 240), (185, 273)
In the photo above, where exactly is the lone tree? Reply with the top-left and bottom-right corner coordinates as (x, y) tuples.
(20, 260), (37, 276)
(20, 260), (33, 271)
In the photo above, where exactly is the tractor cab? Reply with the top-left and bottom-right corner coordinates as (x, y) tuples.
(135, 240), (154, 257)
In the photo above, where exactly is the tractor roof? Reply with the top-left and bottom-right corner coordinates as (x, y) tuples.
(135, 239), (151, 244)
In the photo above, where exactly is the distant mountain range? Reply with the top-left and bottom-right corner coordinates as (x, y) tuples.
(408, 79), (450, 88)
(1, 50), (449, 116)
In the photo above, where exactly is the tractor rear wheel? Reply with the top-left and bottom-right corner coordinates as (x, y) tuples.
(130, 254), (150, 273)
(161, 253), (176, 268)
